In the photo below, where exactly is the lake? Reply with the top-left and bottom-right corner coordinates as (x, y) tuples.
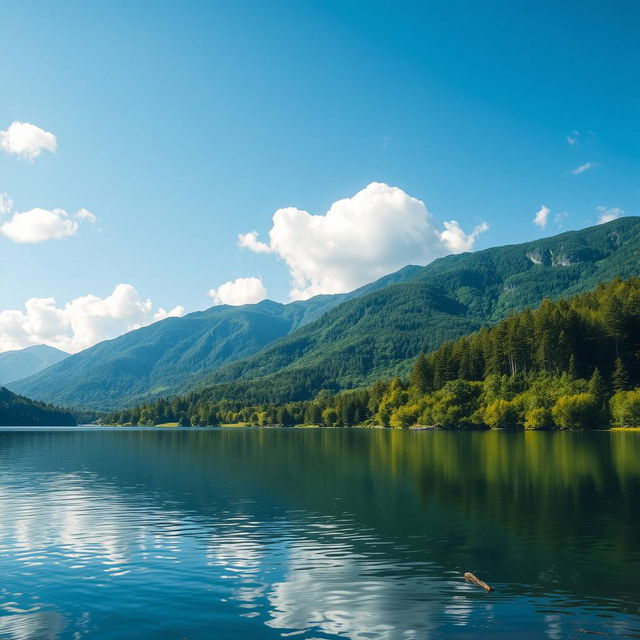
(0, 427), (638, 639)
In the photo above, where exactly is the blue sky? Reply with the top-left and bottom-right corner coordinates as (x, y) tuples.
(0, 0), (638, 351)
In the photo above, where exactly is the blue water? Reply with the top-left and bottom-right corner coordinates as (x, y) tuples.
(0, 427), (639, 639)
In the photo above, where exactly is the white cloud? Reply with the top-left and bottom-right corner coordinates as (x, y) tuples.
(238, 182), (488, 300)
(596, 206), (623, 224)
(153, 305), (186, 322)
(566, 131), (579, 146)
(0, 284), (185, 354)
(553, 211), (568, 227)
(237, 231), (272, 254)
(440, 220), (489, 252)
(0, 206), (96, 243)
(571, 162), (596, 175)
(0, 193), (13, 214)
(75, 208), (97, 223)
(0, 121), (57, 160)
(533, 205), (551, 228)
(209, 276), (268, 306)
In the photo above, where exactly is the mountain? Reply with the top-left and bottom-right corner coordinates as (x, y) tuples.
(171, 217), (640, 406)
(12, 218), (640, 410)
(9, 266), (421, 410)
(0, 387), (76, 426)
(105, 275), (640, 428)
(0, 345), (69, 385)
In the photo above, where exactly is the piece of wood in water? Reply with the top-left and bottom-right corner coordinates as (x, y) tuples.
(464, 572), (493, 592)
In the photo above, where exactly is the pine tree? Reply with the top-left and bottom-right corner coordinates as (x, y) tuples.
(612, 358), (630, 392)
(588, 368), (608, 411)
(409, 353), (430, 393)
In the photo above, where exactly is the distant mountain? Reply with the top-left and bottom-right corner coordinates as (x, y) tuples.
(12, 218), (640, 410)
(0, 387), (76, 426)
(9, 266), (421, 410)
(0, 345), (69, 385)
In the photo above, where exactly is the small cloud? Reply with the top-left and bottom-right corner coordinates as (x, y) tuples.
(209, 276), (268, 306)
(237, 231), (272, 254)
(596, 206), (623, 224)
(439, 221), (489, 252)
(382, 136), (392, 148)
(571, 162), (596, 175)
(0, 121), (57, 160)
(533, 205), (550, 228)
(75, 208), (97, 223)
(0, 193), (13, 215)
(153, 305), (185, 322)
(566, 130), (579, 146)
(0, 206), (96, 244)
(553, 211), (568, 227)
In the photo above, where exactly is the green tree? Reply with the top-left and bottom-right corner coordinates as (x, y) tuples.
(610, 389), (640, 427)
(552, 393), (599, 429)
(612, 358), (630, 392)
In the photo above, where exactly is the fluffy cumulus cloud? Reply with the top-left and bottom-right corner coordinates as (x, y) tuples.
(238, 182), (488, 300)
(0, 284), (185, 354)
(533, 205), (550, 228)
(596, 206), (623, 224)
(209, 276), (268, 306)
(0, 206), (96, 243)
(0, 121), (57, 160)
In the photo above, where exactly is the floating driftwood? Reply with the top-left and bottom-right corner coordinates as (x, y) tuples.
(464, 572), (493, 592)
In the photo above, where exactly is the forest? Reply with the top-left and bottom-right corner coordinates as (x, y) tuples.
(0, 387), (76, 426)
(103, 277), (640, 430)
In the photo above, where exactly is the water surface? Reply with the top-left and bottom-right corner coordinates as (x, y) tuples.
(0, 427), (638, 639)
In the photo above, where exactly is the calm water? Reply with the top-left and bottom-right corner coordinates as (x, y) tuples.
(0, 428), (638, 639)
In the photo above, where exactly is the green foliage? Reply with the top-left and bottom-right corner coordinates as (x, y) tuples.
(103, 274), (640, 430)
(612, 358), (630, 392)
(523, 407), (553, 430)
(483, 399), (520, 429)
(552, 394), (600, 429)
(0, 387), (76, 426)
(610, 389), (640, 427)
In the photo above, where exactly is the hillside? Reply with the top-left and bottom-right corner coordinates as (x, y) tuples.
(178, 217), (640, 405)
(0, 345), (69, 385)
(106, 276), (640, 429)
(13, 218), (640, 410)
(9, 266), (420, 410)
(0, 387), (76, 426)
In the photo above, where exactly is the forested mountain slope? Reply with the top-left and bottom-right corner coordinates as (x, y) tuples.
(0, 387), (76, 426)
(180, 217), (640, 405)
(9, 266), (421, 410)
(105, 275), (640, 428)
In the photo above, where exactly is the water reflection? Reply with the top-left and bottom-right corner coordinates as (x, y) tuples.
(0, 428), (638, 639)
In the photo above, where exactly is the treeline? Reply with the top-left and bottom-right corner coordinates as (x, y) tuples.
(104, 277), (640, 429)
(0, 387), (77, 426)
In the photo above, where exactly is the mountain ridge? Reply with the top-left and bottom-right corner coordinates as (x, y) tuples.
(0, 344), (69, 385)
(10, 218), (640, 410)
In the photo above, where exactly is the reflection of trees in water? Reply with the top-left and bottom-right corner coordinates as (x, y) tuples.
(1, 429), (639, 623)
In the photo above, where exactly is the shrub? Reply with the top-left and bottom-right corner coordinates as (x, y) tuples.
(483, 399), (520, 429)
(610, 389), (640, 427)
(524, 406), (553, 430)
(551, 393), (599, 429)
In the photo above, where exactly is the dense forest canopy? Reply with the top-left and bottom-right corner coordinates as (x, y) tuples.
(104, 276), (640, 430)
(0, 387), (76, 426)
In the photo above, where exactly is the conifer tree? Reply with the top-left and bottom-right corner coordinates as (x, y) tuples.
(612, 358), (630, 392)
